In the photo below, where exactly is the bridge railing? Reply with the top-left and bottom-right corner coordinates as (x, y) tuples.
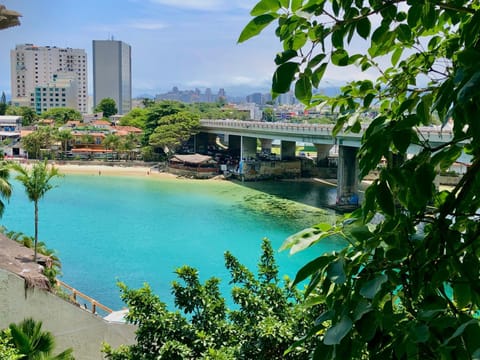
(200, 119), (454, 143)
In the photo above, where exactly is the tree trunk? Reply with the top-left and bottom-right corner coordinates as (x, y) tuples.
(34, 201), (38, 262)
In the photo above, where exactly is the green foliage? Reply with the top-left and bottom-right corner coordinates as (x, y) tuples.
(143, 101), (186, 145)
(40, 108), (81, 124)
(103, 239), (321, 359)
(6, 106), (38, 126)
(262, 107), (275, 122)
(148, 111), (200, 155)
(94, 98), (118, 118)
(0, 161), (12, 218)
(119, 108), (148, 129)
(0, 330), (21, 360)
(8, 318), (74, 359)
(21, 127), (56, 159)
(243, 0), (480, 358)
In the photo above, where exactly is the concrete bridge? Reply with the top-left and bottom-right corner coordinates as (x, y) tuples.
(196, 119), (455, 204)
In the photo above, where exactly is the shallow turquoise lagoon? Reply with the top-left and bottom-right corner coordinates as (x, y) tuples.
(2, 174), (339, 310)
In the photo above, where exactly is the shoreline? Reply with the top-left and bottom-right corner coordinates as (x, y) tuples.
(54, 163), (175, 178)
(12, 160), (179, 179)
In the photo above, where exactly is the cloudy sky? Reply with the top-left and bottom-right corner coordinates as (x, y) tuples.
(0, 0), (356, 98)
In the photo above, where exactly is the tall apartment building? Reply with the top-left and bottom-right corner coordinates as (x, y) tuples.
(10, 44), (88, 113)
(92, 39), (132, 115)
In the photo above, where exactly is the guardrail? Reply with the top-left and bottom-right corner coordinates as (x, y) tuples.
(199, 119), (454, 141)
(56, 279), (113, 316)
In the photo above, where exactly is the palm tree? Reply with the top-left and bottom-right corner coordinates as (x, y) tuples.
(10, 160), (62, 262)
(56, 130), (73, 154)
(122, 133), (139, 161)
(9, 318), (74, 359)
(103, 134), (120, 161)
(0, 161), (12, 217)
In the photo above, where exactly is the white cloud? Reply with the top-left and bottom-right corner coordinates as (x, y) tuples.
(148, 0), (224, 11)
(148, 0), (257, 11)
(128, 21), (167, 30)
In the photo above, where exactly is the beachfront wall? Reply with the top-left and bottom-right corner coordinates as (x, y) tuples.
(242, 160), (301, 180)
(168, 164), (219, 179)
(0, 268), (136, 360)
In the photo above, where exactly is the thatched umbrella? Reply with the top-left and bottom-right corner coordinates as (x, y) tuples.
(0, 5), (21, 30)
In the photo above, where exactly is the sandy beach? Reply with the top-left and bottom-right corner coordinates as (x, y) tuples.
(53, 163), (178, 178)
(11, 160), (180, 179)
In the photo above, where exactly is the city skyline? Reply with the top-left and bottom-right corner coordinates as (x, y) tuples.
(0, 1), (368, 100)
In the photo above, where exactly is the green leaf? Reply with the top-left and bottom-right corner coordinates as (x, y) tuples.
(331, 49), (349, 66)
(407, 4), (421, 27)
(392, 129), (412, 153)
(352, 299), (373, 321)
(360, 274), (388, 299)
(356, 17), (371, 39)
(279, 0), (289, 8)
(355, 311), (377, 341)
(376, 180), (395, 216)
(444, 319), (480, 345)
(281, 226), (340, 254)
(421, 2), (436, 29)
(363, 93), (375, 108)
(414, 163), (435, 204)
(304, 294), (325, 308)
(457, 71), (480, 105)
(396, 24), (412, 42)
(272, 61), (298, 93)
(453, 282), (471, 309)
(238, 14), (279, 43)
(346, 225), (371, 243)
(251, 0), (281, 16)
(289, 31), (308, 50)
(275, 50), (298, 65)
(311, 63), (327, 87)
(431, 145), (462, 171)
(324, 316), (353, 345)
(391, 46), (403, 66)
(315, 310), (334, 326)
(291, 0), (302, 12)
(295, 75), (312, 105)
(308, 53), (326, 69)
(331, 28), (344, 49)
(292, 256), (331, 286)
(327, 258), (346, 284)
(411, 324), (430, 343)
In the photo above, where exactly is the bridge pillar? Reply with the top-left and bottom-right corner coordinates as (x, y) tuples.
(337, 145), (359, 205)
(241, 136), (257, 160)
(314, 144), (333, 166)
(228, 135), (241, 158)
(259, 138), (273, 154)
(281, 140), (296, 160)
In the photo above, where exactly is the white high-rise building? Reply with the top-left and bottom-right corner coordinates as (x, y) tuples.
(93, 39), (132, 115)
(10, 44), (88, 113)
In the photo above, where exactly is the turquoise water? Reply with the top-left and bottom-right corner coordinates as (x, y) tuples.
(1, 174), (339, 310)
